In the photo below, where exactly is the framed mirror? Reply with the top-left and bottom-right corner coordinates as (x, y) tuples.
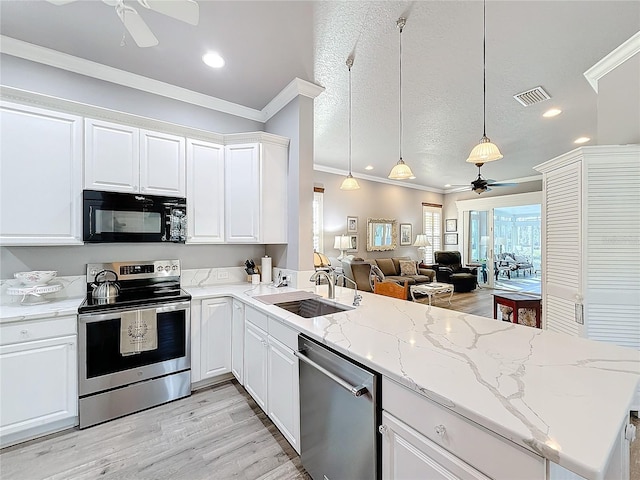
(366, 218), (397, 251)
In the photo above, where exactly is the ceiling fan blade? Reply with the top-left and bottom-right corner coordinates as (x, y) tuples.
(487, 182), (518, 187)
(46, 0), (79, 5)
(117, 6), (159, 47)
(139, 0), (199, 25)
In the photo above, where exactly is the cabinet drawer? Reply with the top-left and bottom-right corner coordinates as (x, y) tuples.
(245, 305), (268, 331)
(383, 377), (544, 480)
(1, 316), (77, 346)
(267, 317), (298, 351)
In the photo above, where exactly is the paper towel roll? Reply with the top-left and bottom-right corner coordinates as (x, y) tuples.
(261, 256), (272, 283)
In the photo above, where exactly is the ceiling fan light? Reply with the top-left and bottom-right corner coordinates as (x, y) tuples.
(340, 174), (361, 190)
(388, 159), (414, 180)
(202, 52), (225, 69)
(466, 135), (503, 163)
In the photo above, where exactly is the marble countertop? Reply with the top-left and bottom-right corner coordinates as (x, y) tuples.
(3, 282), (638, 480)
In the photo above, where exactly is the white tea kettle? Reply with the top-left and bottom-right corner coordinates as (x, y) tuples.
(91, 270), (120, 300)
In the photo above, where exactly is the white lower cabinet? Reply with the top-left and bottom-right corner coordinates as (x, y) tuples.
(0, 316), (78, 447)
(190, 298), (231, 384)
(243, 305), (300, 453)
(381, 412), (490, 480)
(231, 300), (245, 384)
(382, 377), (545, 480)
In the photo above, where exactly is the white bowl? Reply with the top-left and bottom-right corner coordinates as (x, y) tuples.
(14, 271), (57, 286)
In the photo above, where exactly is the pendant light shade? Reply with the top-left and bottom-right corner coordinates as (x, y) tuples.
(340, 56), (360, 190)
(466, 0), (503, 165)
(388, 17), (415, 181)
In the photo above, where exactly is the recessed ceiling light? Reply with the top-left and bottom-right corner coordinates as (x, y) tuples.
(574, 137), (590, 144)
(202, 52), (225, 69)
(543, 108), (562, 118)
(444, 184), (452, 188)
(365, 165), (374, 170)
(409, 176), (416, 180)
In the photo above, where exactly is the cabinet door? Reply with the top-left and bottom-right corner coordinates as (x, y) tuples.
(225, 144), (260, 242)
(381, 412), (490, 480)
(231, 300), (245, 384)
(186, 139), (224, 243)
(199, 298), (231, 380)
(85, 118), (139, 193)
(267, 336), (300, 453)
(244, 321), (268, 410)
(0, 102), (83, 245)
(0, 336), (77, 443)
(140, 129), (186, 197)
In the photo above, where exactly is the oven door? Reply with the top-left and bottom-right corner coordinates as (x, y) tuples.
(82, 190), (186, 243)
(78, 301), (190, 397)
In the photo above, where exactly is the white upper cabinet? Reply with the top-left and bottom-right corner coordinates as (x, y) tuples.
(0, 101), (83, 245)
(186, 138), (225, 243)
(224, 135), (288, 243)
(85, 119), (185, 197)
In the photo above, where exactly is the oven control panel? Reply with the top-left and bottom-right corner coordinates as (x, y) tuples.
(86, 260), (181, 282)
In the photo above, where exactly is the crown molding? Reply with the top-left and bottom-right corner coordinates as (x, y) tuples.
(314, 165), (445, 194)
(224, 131), (290, 147)
(262, 78), (325, 121)
(0, 35), (324, 123)
(584, 31), (640, 93)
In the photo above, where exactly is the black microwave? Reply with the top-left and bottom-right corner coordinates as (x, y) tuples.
(83, 190), (186, 243)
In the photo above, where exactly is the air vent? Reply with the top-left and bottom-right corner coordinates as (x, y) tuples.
(513, 86), (551, 107)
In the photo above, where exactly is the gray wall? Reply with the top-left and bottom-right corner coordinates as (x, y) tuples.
(0, 55), (270, 278)
(597, 51), (640, 145)
(314, 171), (443, 261)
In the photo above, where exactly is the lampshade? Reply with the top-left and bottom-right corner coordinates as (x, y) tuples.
(340, 57), (360, 190)
(413, 234), (431, 248)
(388, 159), (415, 180)
(340, 174), (360, 190)
(466, 135), (503, 164)
(334, 234), (352, 260)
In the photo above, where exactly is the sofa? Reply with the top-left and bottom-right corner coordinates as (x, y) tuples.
(433, 251), (477, 293)
(341, 256), (435, 298)
(495, 252), (534, 278)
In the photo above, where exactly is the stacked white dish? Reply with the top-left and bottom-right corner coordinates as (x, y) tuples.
(8, 271), (62, 305)
(14, 270), (57, 286)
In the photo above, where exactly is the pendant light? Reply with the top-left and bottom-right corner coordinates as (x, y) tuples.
(466, 0), (503, 166)
(388, 17), (415, 181)
(340, 56), (360, 190)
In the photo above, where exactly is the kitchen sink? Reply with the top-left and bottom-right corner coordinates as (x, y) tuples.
(274, 298), (354, 318)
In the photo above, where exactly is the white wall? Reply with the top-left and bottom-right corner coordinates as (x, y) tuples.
(314, 171), (443, 261)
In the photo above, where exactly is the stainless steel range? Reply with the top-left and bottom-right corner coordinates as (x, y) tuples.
(77, 260), (191, 429)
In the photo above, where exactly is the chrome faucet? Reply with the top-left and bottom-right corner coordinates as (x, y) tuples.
(309, 270), (335, 299)
(335, 274), (362, 306)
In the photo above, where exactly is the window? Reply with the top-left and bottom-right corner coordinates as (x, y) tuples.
(422, 203), (442, 264)
(312, 188), (324, 253)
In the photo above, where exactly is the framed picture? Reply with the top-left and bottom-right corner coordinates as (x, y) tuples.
(400, 223), (412, 246)
(348, 234), (358, 251)
(445, 219), (457, 232)
(347, 216), (358, 233)
(444, 233), (458, 245)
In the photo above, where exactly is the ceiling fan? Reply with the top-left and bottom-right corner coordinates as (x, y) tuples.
(453, 164), (518, 194)
(46, 0), (199, 48)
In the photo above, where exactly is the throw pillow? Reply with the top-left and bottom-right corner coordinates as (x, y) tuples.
(399, 260), (417, 276)
(376, 258), (397, 277)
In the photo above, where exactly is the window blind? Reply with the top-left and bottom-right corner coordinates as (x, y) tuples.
(422, 204), (442, 264)
(312, 191), (324, 253)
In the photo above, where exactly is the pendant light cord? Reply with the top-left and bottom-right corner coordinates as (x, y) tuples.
(398, 19), (404, 161)
(482, 0), (486, 138)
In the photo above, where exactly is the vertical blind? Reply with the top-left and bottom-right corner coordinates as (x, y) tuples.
(422, 203), (442, 264)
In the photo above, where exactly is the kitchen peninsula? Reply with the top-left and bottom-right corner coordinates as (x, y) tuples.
(1, 282), (638, 480)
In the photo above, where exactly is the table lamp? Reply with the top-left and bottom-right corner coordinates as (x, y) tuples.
(334, 235), (351, 261)
(413, 234), (431, 263)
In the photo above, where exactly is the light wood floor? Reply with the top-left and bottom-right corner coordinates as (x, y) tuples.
(0, 381), (309, 480)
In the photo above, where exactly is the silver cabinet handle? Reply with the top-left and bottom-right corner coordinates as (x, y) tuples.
(295, 350), (368, 397)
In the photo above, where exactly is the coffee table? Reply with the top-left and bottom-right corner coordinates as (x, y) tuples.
(410, 283), (454, 306)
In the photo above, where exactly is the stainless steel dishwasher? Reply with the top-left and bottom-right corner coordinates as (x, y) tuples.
(296, 335), (381, 480)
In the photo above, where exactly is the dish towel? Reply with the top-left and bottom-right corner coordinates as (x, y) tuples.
(120, 310), (158, 355)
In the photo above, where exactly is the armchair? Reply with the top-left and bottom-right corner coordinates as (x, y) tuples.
(433, 251), (477, 292)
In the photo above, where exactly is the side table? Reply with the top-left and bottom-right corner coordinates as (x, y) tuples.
(493, 292), (541, 328)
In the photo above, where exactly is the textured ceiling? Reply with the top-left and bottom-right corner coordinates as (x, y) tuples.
(1, 1), (639, 191)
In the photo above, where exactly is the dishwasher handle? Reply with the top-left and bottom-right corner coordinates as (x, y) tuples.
(295, 350), (368, 397)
